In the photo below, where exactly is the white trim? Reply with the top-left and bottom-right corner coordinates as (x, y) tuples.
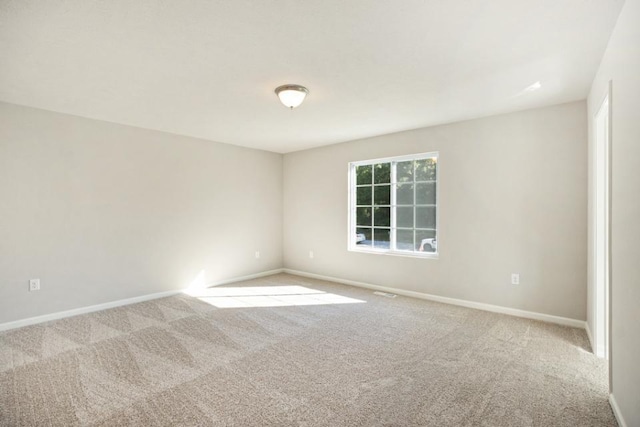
(593, 89), (611, 361)
(208, 269), (284, 287)
(0, 289), (181, 332)
(609, 394), (628, 427)
(347, 247), (438, 259)
(585, 321), (608, 360)
(0, 269), (284, 332)
(349, 152), (440, 258)
(585, 321), (595, 353)
(349, 151), (439, 166)
(284, 269), (586, 328)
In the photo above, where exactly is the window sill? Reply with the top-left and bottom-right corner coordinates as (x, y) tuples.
(348, 247), (438, 259)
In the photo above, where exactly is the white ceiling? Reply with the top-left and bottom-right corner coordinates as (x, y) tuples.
(0, 0), (624, 153)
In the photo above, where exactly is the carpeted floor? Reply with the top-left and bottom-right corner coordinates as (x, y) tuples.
(0, 273), (616, 426)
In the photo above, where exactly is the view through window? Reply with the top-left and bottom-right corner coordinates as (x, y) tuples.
(349, 152), (438, 256)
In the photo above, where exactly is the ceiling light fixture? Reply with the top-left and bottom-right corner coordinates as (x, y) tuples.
(275, 84), (309, 109)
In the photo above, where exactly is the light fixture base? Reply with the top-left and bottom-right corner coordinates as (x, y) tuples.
(275, 84), (309, 109)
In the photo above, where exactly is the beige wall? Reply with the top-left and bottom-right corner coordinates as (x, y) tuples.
(0, 102), (283, 324)
(0, 100), (592, 327)
(284, 102), (587, 321)
(588, 0), (640, 424)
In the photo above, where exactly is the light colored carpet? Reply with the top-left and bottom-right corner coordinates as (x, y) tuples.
(0, 273), (615, 426)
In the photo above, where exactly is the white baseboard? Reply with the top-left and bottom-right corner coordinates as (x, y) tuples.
(0, 268), (284, 332)
(209, 268), (284, 287)
(1, 267), (584, 332)
(609, 394), (628, 427)
(0, 289), (182, 332)
(585, 319), (610, 358)
(284, 269), (586, 329)
(585, 321), (595, 352)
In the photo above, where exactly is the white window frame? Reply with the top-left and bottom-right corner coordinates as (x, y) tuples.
(348, 152), (439, 259)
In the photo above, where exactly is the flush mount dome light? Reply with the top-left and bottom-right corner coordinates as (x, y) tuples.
(275, 84), (309, 109)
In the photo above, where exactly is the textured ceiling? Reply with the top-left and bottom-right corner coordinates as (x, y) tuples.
(0, 0), (624, 153)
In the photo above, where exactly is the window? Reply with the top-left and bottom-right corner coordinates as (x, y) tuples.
(349, 152), (438, 257)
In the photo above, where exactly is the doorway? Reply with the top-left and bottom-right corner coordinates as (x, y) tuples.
(594, 89), (611, 360)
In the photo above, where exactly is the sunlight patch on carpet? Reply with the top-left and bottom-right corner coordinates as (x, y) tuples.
(183, 286), (366, 308)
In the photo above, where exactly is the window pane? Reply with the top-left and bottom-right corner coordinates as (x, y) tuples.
(416, 158), (437, 181)
(396, 229), (414, 251)
(351, 154), (437, 256)
(357, 207), (372, 226)
(416, 182), (436, 205)
(396, 206), (413, 228)
(356, 165), (372, 185)
(356, 227), (372, 246)
(374, 185), (390, 205)
(416, 230), (437, 253)
(397, 161), (414, 183)
(416, 206), (436, 229)
(356, 186), (371, 205)
(373, 228), (390, 248)
(374, 207), (390, 226)
(396, 183), (414, 205)
(374, 163), (391, 184)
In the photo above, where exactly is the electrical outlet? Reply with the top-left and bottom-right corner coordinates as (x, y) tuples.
(309, 251), (314, 259)
(29, 279), (40, 291)
(255, 251), (260, 259)
(511, 273), (520, 285)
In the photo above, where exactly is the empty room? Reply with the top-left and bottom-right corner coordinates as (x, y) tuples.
(1, 0), (639, 426)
